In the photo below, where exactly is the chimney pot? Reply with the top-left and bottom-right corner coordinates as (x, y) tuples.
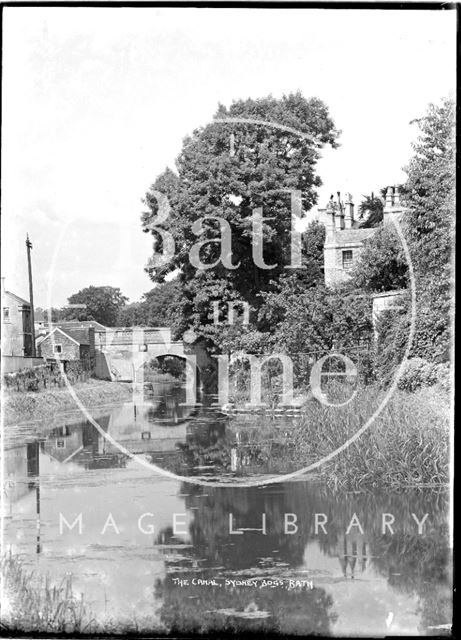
(385, 186), (394, 207)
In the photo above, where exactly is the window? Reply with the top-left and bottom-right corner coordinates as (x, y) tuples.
(342, 250), (353, 269)
(54, 344), (63, 354)
(3, 307), (10, 323)
(56, 439), (65, 448)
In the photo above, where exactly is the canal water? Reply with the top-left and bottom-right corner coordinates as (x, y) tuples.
(3, 382), (452, 635)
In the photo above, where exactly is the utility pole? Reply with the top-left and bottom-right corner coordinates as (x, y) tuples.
(26, 234), (36, 357)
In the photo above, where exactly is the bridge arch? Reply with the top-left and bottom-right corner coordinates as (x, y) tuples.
(135, 351), (202, 391)
(94, 327), (212, 402)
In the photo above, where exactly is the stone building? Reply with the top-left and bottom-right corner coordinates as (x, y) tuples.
(37, 326), (95, 370)
(36, 321), (101, 369)
(1, 278), (34, 357)
(322, 186), (405, 287)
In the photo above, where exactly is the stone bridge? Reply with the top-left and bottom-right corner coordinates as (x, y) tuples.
(93, 327), (209, 384)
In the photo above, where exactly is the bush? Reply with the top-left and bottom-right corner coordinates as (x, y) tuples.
(398, 358), (450, 392)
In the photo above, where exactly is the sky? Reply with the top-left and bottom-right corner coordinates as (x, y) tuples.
(1, 7), (456, 308)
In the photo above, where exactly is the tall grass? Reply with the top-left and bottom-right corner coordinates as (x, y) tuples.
(290, 384), (450, 490)
(0, 553), (96, 633)
(223, 372), (450, 489)
(0, 553), (162, 634)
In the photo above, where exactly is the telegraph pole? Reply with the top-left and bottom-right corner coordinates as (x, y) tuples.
(26, 234), (36, 357)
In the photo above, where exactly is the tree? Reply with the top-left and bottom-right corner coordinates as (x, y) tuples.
(351, 225), (409, 293)
(116, 280), (184, 336)
(142, 93), (339, 349)
(36, 306), (61, 323)
(368, 97), (454, 375)
(63, 286), (128, 327)
(116, 301), (147, 327)
(402, 97), (454, 362)
(404, 97), (454, 276)
(357, 190), (386, 228)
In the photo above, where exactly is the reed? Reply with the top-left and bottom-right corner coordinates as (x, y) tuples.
(0, 552), (96, 633)
(290, 384), (450, 490)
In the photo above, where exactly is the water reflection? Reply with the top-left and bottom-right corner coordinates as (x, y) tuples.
(2, 383), (452, 636)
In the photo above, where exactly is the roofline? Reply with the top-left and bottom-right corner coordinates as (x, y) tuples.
(3, 290), (30, 306)
(104, 326), (172, 331)
(57, 320), (107, 328)
(38, 326), (82, 346)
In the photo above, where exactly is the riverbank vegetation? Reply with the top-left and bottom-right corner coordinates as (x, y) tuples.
(0, 553), (95, 634)
(3, 379), (132, 426)
(10, 96), (451, 493)
(135, 95), (453, 490)
(292, 384), (449, 490)
(0, 553), (155, 634)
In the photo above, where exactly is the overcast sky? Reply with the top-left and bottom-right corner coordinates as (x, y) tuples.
(1, 7), (456, 308)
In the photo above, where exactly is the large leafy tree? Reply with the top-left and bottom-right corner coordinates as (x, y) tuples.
(63, 286), (128, 327)
(367, 97), (455, 371)
(402, 97), (455, 362)
(142, 94), (339, 349)
(187, 220), (328, 355)
(404, 97), (454, 276)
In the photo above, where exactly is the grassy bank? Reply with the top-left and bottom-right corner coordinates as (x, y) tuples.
(3, 379), (132, 427)
(286, 384), (450, 490)
(220, 377), (450, 489)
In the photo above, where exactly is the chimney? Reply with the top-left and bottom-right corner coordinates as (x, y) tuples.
(325, 195), (336, 236)
(385, 186), (394, 209)
(335, 192), (345, 230)
(344, 193), (354, 229)
(383, 185), (405, 225)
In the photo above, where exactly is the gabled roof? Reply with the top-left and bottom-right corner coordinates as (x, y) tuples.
(57, 320), (107, 331)
(37, 326), (85, 346)
(64, 328), (92, 344)
(3, 290), (30, 306)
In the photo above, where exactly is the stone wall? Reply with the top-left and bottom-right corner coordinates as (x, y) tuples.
(38, 331), (81, 361)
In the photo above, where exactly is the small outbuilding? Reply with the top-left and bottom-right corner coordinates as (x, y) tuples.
(37, 326), (95, 370)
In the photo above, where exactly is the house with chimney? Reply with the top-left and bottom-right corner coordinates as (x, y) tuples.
(321, 186), (405, 287)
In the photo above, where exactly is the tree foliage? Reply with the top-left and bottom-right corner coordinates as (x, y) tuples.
(63, 286), (128, 327)
(402, 97), (454, 362)
(351, 226), (408, 293)
(142, 94), (339, 347)
(117, 280), (184, 336)
(357, 190), (386, 228)
(372, 97), (455, 371)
